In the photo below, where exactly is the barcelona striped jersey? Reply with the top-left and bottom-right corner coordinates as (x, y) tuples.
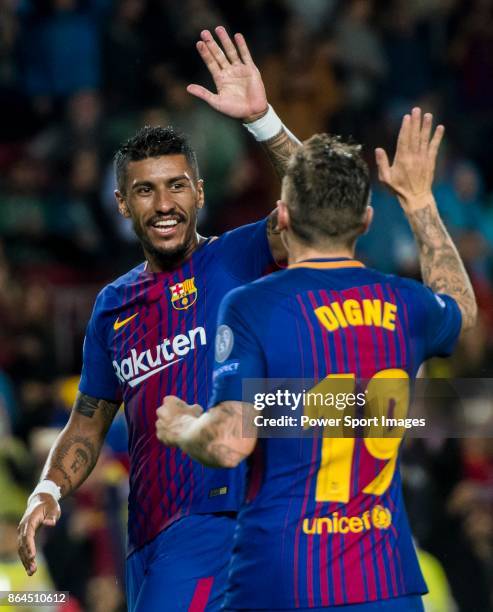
(79, 219), (274, 554)
(210, 257), (462, 609)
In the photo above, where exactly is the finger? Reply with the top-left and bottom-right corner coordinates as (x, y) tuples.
(163, 395), (178, 402)
(375, 148), (391, 183)
(201, 29), (229, 69)
(419, 112), (433, 152)
(428, 124), (445, 161)
(215, 25), (240, 64)
(186, 84), (219, 107)
(190, 404), (204, 417)
(162, 394), (181, 406)
(234, 32), (254, 64)
(195, 40), (221, 79)
(410, 107), (421, 153)
(23, 517), (41, 570)
(396, 114), (411, 155)
(42, 507), (59, 527)
(17, 525), (32, 571)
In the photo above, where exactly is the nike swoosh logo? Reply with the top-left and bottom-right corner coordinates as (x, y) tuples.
(113, 313), (139, 331)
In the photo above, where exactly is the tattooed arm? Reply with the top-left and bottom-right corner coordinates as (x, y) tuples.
(259, 128), (300, 262)
(156, 396), (257, 468)
(41, 392), (119, 495)
(18, 392), (119, 575)
(256, 126), (301, 180)
(406, 204), (477, 329)
(375, 107), (477, 331)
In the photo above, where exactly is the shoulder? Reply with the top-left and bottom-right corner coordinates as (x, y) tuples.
(91, 262), (146, 317)
(364, 269), (451, 319)
(103, 262), (146, 293)
(362, 266), (429, 297)
(211, 218), (270, 259)
(221, 269), (292, 314)
(382, 273), (435, 304)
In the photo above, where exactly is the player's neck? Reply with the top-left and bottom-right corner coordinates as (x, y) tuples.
(144, 234), (207, 273)
(288, 242), (355, 266)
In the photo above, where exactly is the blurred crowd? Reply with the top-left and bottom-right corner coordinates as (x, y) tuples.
(0, 0), (492, 610)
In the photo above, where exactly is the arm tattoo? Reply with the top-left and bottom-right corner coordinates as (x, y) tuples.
(408, 203), (477, 330)
(48, 435), (97, 497)
(74, 392), (119, 427)
(42, 393), (119, 497)
(261, 127), (301, 180)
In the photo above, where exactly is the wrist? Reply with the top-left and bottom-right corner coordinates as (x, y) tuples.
(27, 480), (62, 507)
(399, 192), (436, 213)
(242, 104), (283, 141)
(242, 105), (269, 124)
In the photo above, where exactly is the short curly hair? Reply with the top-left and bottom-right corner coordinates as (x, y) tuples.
(114, 126), (199, 193)
(285, 134), (370, 246)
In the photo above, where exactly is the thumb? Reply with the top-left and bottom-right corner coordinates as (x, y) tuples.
(187, 84), (218, 107)
(375, 148), (391, 183)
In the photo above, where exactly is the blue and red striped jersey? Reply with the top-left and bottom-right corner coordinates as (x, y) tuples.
(211, 257), (462, 609)
(79, 219), (274, 554)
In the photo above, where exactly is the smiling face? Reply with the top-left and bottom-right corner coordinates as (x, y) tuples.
(115, 154), (204, 271)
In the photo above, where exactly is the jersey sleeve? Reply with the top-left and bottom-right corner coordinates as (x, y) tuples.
(218, 218), (275, 282)
(79, 295), (121, 402)
(209, 287), (267, 407)
(418, 286), (462, 359)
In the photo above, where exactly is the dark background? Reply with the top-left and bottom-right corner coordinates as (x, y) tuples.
(0, 1), (492, 610)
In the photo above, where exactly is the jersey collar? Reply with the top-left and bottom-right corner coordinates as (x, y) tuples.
(288, 257), (365, 270)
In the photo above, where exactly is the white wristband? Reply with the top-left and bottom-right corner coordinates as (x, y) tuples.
(28, 480), (61, 506)
(243, 104), (283, 142)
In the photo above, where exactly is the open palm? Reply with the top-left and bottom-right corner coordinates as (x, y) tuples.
(375, 107), (444, 207)
(187, 26), (268, 121)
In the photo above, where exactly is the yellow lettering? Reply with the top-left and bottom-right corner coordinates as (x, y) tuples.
(343, 299), (364, 326)
(338, 517), (349, 534)
(316, 301), (397, 332)
(332, 512), (339, 533)
(349, 517), (364, 533)
(362, 299), (382, 326)
(315, 306), (340, 332)
(331, 302), (348, 328)
(382, 303), (397, 331)
(362, 511), (371, 530)
(303, 518), (317, 535)
(315, 518), (333, 535)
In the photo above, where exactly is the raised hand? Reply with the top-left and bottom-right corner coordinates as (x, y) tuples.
(376, 107), (477, 331)
(187, 26), (268, 122)
(375, 107), (445, 210)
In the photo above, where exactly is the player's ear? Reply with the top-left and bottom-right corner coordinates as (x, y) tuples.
(276, 199), (290, 231)
(115, 190), (131, 218)
(196, 179), (205, 209)
(361, 205), (373, 235)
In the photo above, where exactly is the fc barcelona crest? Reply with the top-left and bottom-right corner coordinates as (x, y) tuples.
(169, 277), (198, 310)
